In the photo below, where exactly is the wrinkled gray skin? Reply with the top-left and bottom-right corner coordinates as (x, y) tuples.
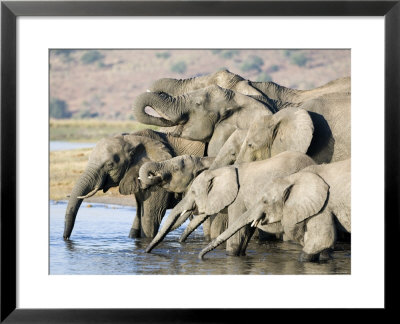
(149, 69), (350, 104)
(139, 155), (227, 241)
(200, 159), (351, 262)
(132, 85), (273, 156)
(210, 107), (314, 170)
(63, 129), (205, 240)
(145, 151), (316, 256)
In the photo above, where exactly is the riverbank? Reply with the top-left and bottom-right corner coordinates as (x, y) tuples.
(50, 147), (136, 206)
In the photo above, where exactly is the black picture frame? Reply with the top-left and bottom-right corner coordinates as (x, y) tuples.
(1, 0), (398, 322)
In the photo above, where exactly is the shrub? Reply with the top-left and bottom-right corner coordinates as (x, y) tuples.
(155, 52), (171, 59)
(80, 50), (104, 65)
(220, 50), (239, 59)
(256, 72), (272, 82)
(290, 53), (308, 67)
(170, 61), (187, 74)
(50, 98), (71, 119)
(240, 55), (264, 72)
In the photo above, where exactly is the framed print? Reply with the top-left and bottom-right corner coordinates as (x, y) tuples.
(1, 0), (399, 322)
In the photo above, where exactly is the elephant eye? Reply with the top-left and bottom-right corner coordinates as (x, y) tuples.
(248, 143), (253, 148)
(113, 154), (120, 163)
(230, 150), (236, 156)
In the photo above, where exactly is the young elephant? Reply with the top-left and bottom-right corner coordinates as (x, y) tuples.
(139, 155), (227, 241)
(63, 129), (205, 240)
(199, 159), (351, 261)
(145, 151), (316, 256)
(209, 107), (314, 170)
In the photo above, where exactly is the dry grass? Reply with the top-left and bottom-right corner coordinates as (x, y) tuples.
(50, 147), (121, 201)
(50, 119), (158, 142)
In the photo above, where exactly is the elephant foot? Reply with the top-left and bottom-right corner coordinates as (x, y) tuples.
(299, 251), (319, 262)
(128, 228), (141, 238)
(319, 249), (333, 261)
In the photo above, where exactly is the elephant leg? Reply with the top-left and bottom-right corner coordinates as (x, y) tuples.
(226, 199), (251, 256)
(210, 212), (228, 240)
(129, 199), (141, 238)
(140, 189), (171, 238)
(202, 217), (212, 241)
(300, 211), (336, 262)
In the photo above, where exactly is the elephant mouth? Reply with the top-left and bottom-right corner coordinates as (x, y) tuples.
(144, 106), (171, 120)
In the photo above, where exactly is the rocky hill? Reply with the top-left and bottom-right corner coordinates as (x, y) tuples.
(49, 49), (350, 120)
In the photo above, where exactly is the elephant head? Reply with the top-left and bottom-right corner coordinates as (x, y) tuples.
(148, 69), (263, 96)
(209, 129), (247, 170)
(132, 85), (272, 143)
(63, 133), (173, 240)
(139, 155), (215, 194)
(235, 108), (314, 163)
(199, 171), (329, 258)
(145, 166), (239, 253)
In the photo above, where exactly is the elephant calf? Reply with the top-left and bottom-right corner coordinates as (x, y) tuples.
(63, 129), (205, 240)
(139, 154), (228, 241)
(199, 159), (351, 262)
(145, 151), (316, 256)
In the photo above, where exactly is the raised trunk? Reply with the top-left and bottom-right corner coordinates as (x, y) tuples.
(149, 74), (215, 95)
(132, 92), (188, 127)
(198, 205), (264, 259)
(138, 162), (164, 188)
(63, 164), (103, 240)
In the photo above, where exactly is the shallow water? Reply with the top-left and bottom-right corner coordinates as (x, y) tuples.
(50, 141), (96, 151)
(50, 201), (351, 275)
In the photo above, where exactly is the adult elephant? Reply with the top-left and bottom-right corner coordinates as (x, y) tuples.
(145, 151), (316, 256)
(132, 85), (274, 157)
(139, 155), (227, 241)
(63, 129), (205, 240)
(200, 159), (351, 262)
(149, 69), (350, 104)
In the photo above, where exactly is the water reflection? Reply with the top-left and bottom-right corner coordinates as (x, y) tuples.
(50, 201), (351, 275)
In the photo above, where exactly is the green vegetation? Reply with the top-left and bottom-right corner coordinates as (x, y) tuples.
(290, 52), (308, 67)
(81, 50), (104, 65)
(170, 61), (187, 74)
(50, 119), (159, 142)
(50, 98), (71, 119)
(240, 55), (264, 72)
(256, 72), (272, 82)
(156, 52), (171, 59)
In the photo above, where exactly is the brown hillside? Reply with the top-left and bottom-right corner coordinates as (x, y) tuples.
(49, 49), (350, 120)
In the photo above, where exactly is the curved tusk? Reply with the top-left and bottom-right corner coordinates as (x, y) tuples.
(251, 219), (260, 228)
(146, 89), (151, 92)
(77, 187), (100, 199)
(180, 209), (187, 217)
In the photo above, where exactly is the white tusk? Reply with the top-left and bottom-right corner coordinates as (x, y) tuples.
(77, 187), (100, 199)
(146, 89), (151, 92)
(138, 177), (141, 180)
(251, 219), (260, 228)
(180, 209), (187, 217)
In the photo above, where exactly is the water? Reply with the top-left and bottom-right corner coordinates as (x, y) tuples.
(50, 201), (351, 275)
(50, 141), (96, 151)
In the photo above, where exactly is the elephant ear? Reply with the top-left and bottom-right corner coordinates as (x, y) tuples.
(270, 108), (314, 156)
(119, 165), (141, 195)
(192, 167), (239, 215)
(281, 171), (329, 230)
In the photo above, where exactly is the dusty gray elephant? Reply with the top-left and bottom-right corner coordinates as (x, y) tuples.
(134, 84), (350, 161)
(210, 107), (314, 169)
(149, 69), (350, 104)
(63, 129), (205, 240)
(145, 151), (316, 256)
(132, 85), (273, 156)
(199, 159), (351, 262)
(139, 155), (228, 241)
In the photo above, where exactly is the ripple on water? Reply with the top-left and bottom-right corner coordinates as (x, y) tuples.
(50, 201), (351, 275)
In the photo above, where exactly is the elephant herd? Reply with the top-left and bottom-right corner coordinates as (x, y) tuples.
(63, 69), (351, 262)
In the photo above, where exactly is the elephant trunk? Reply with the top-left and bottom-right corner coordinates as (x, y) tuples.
(149, 75), (212, 95)
(63, 164), (103, 240)
(145, 198), (194, 253)
(179, 214), (209, 242)
(138, 161), (164, 188)
(198, 205), (264, 259)
(132, 92), (188, 127)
